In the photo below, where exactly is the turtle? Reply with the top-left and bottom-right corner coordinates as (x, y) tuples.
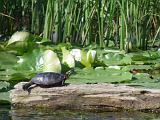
(22, 69), (74, 94)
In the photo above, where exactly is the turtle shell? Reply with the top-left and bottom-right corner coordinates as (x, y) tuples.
(31, 72), (66, 87)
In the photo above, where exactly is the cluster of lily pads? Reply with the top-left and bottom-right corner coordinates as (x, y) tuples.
(0, 31), (160, 103)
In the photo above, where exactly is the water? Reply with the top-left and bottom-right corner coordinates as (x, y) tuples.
(1, 106), (160, 120)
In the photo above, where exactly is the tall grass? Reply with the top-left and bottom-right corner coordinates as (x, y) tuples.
(0, 0), (160, 52)
(31, 0), (46, 34)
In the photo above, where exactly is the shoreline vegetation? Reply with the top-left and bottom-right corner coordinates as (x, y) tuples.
(0, 0), (160, 112)
(0, 0), (160, 51)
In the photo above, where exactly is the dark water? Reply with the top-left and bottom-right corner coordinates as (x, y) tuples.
(1, 106), (160, 120)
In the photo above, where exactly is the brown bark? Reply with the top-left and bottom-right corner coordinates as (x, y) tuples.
(10, 82), (160, 112)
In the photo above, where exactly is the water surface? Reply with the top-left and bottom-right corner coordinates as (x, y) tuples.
(1, 106), (160, 120)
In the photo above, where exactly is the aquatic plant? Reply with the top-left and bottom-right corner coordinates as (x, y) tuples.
(0, 0), (160, 51)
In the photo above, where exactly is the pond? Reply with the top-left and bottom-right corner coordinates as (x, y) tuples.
(1, 105), (160, 120)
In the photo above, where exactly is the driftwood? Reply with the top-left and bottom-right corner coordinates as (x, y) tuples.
(10, 82), (160, 112)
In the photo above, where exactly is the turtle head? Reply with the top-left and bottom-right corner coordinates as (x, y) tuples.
(64, 68), (75, 80)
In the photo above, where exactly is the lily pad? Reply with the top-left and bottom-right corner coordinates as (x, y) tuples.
(14, 49), (44, 72)
(6, 31), (36, 55)
(0, 81), (10, 91)
(43, 50), (61, 73)
(68, 68), (132, 84)
(0, 92), (10, 104)
(62, 47), (75, 68)
(0, 52), (18, 69)
(7, 31), (30, 45)
(70, 49), (91, 68)
(102, 53), (131, 67)
(87, 50), (97, 64)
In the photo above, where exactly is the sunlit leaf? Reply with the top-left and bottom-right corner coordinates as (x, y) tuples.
(81, 50), (91, 68)
(120, 55), (132, 65)
(87, 50), (97, 64)
(6, 31), (36, 55)
(14, 49), (44, 72)
(7, 31), (30, 45)
(103, 53), (124, 65)
(61, 47), (75, 68)
(70, 49), (91, 68)
(70, 49), (82, 61)
(43, 50), (61, 73)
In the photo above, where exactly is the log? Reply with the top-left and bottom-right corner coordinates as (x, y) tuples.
(10, 82), (160, 112)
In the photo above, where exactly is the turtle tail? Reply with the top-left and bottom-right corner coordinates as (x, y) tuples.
(22, 81), (34, 91)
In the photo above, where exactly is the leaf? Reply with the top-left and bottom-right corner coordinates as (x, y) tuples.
(143, 51), (160, 60)
(120, 55), (132, 65)
(0, 82), (10, 104)
(14, 49), (44, 72)
(0, 52), (18, 69)
(87, 50), (97, 64)
(122, 65), (153, 71)
(70, 49), (91, 68)
(80, 50), (91, 68)
(61, 47), (75, 68)
(43, 50), (61, 73)
(103, 53), (125, 65)
(131, 54), (148, 61)
(0, 81), (10, 91)
(70, 49), (82, 61)
(6, 31), (36, 55)
(68, 68), (132, 84)
(7, 31), (30, 45)
(6, 31), (31, 54)
(0, 92), (10, 104)
(5, 49), (61, 81)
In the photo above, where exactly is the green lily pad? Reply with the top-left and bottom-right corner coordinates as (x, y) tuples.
(103, 53), (125, 65)
(122, 65), (153, 71)
(0, 52), (18, 69)
(0, 92), (10, 104)
(68, 68), (132, 84)
(14, 48), (44, 72)
(0, 81), (10, 91)
(6, 31), (37, 55)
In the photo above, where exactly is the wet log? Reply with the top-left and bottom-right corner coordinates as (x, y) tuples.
(10, 82), (160, 112)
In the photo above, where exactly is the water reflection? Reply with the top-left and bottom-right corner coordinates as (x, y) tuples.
(0, 106), (11, 120)
(1, 106), (160, 120)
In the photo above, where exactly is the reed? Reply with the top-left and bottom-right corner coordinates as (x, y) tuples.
(0, 0), (160, 51)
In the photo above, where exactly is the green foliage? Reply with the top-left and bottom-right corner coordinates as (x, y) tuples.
(7, 31), (31, 45)
(0, 82), (10, 104)
(0, 92), (10, 104)
(68, 68), (132, 84)
(0, 0), (159, 105)
(1, 32), (160, 104)
(0, 82), (10, 91)
(14, 48), (44, 73)
(62, 47), (75, 68)
(1, 0), (160, 51)
(0, 52), (18, 69)
(6, 31), (39, 55)
(42, 50), (61, 73)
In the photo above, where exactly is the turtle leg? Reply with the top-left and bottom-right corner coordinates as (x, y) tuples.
(23, 81), (34, 91)
(62, 80), (67, 86)
(27, 84), (38, 95)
